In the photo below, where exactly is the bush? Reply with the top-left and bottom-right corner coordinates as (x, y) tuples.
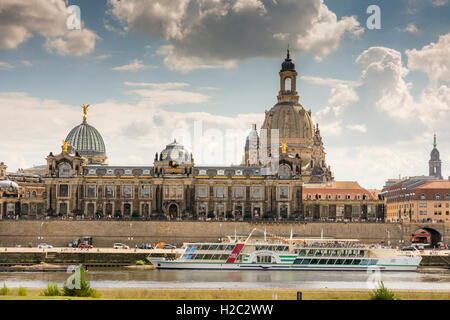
(0, 283), (10, 295)
(207, 212), (215, 219)
(39, 284), (61, 296)
(370, 281), (398, 300)
(244, 213), (252, 220)
(114, 210), (122, 218)
(63, 267), (99, 298)
(17, 287), (28, 296)
(135, 260), (146, 265)
(132, 211), (140, 218)
(226, 212), (234, 220)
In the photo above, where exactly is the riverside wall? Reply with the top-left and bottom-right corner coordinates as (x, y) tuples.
(0, 220), (448, 247)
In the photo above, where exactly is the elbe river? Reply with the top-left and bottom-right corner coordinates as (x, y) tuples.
(0, 269), (449, 290)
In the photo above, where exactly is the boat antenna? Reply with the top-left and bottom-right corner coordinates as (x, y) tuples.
(264, 228), (267, 242)
(245, 228), (257, 244)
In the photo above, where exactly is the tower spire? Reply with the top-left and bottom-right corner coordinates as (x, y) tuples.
(433, 132), (437, 148)
(287, 44), (290, 59)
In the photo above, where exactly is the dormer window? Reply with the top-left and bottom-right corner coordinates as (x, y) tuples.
(346, 194), (351, 200)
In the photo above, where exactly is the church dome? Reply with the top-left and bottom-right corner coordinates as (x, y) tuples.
(160, 140), (191, 164)
(261, 102), (314, 140)
(65, 119), (106, 157)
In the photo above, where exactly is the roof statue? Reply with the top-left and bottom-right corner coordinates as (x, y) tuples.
(82, 104), (90, 122)
(62, 140), (69, 153)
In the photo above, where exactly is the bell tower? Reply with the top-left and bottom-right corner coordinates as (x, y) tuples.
(429, 133), (443, 179)
(277, 47), (299, 103)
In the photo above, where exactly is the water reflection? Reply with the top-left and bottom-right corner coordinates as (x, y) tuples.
(0, 269), (448, 290)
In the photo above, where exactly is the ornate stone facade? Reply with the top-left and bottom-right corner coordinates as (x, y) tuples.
(0, 52), (382, 221)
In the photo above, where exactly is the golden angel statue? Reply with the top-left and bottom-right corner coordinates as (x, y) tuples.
(62, 140), (69, 153)
(82, 104), (90, 121)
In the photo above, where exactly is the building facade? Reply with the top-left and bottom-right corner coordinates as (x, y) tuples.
(0, 52), (383, 221)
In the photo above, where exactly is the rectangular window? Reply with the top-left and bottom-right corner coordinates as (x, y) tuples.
(216, 186), (225, 198)
(251, 186), (263, 199)
(141, 185), (151, 198)
(87, 185), (96, 198)
(164, 185), (183, 200)
(233, 186), (244, 198)
(123, 185), (133, 198)
(197, 185), (208, 198)
(217, 204), (225, 216)
(105, 185), (114, 198)
(58, 184), (69, 198)
(280, 186), (289, 199)
(199, 204), (207, 215)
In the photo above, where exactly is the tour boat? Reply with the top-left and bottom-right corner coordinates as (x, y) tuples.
(149, 229), (422, 272)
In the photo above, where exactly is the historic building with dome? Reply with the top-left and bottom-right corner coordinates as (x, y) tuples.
(0, 52), (384, 221)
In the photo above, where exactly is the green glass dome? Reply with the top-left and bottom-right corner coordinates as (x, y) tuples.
(65, 119), (106, 156)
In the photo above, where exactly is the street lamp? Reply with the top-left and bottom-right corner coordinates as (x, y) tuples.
(38, 222), (44, 240)
(128, 223), (133, 241)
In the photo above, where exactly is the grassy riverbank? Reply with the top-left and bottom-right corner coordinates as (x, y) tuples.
(0, 288), (449, 300)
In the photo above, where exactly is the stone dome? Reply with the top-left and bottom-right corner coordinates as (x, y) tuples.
(65, 120), (106, 157)
(160, 140), (191, 164)
(0, 178), (19, 189)
(261, 102), (314, 140)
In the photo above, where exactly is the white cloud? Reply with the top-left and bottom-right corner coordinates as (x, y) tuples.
(300, 75), (357, 87)
(432, 0), (448, 6)
(0, 91), (262, 171)
(112, 59), (155, 71)
(94, 54), (112, 60)
(107, 0), (364, 72)
(44, 29), (100, 56)
(406, 33), (450, 87)
(0, 61), (14, 69)
(311, 34), (450, 187)
(21, 60), (32, 67)
(398, 23), (422, 35)
(123, 82), (190, 89)
(0, 0), (99, 56)
(129, 89), (209, 106)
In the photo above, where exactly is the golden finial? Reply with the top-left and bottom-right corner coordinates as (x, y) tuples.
(281, 143), (287, 154)
(62, 140), (69, 153)
(82, 104), (90, 121)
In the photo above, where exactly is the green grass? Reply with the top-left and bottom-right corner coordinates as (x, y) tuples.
(0, 288), (449, 300)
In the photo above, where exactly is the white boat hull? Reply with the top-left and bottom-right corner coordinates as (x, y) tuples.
(155, 259), (421, 272)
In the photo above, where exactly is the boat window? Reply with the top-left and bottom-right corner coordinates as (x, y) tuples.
(307, 250), (315, 256)
(360, 259), (369, 265)
(326, 260), (335, 265)
(370, 259), (378, 265)
(335, 259), (344, 264)
(352, 259), (361, 265)
(301, 259), (311, 265)
(310, 259), (318, 265)
(319, 259), (327, 265)
(344, 259), (353, 265)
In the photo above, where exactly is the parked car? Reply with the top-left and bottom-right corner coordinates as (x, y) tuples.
(38, 243), (53, 249)
(139, 244), (153, 249)
(401, 246), (416, 251)
(78, 243), (93, 248)
(113, 243), (130, 249)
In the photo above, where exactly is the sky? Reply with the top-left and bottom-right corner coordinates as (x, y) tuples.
(0, 0), (449, 189)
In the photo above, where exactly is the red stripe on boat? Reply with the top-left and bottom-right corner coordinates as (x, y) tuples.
(226, 243), (245, 263)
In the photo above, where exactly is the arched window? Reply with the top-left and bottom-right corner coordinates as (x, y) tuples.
(59, 163), (71, 178)
(284, 77), (292, 91)
(31, 191), (36, 198)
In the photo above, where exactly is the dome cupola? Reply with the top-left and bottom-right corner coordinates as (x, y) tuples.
(159, 140), (191, 165)
(65, 105), (107, 164)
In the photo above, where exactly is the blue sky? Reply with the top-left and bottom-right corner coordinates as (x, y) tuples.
(0, 0), (449, 188)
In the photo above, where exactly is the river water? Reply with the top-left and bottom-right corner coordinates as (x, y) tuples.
(0, 269), (450, 290)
